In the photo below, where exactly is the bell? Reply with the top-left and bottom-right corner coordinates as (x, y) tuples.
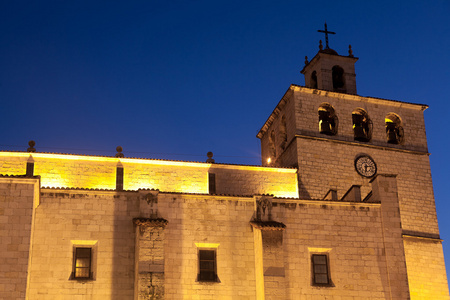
(352, 114), (369, 142)
(386, 122), (398, 144)
(319, 110), (333, 135)
(352, 113), (364, 124)
(354, 124), (368, 141)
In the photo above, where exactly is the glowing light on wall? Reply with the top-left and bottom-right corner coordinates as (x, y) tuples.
(0, 152), (299, 197)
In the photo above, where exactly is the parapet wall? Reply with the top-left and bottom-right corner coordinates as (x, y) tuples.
(0, 152), (298, 198)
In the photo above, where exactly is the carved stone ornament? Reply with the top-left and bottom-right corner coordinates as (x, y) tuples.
(133, 218), (168, 234)
(256, 196), (272, 221)
(27, 140), (36, 152)
(144, 192), (158, 205)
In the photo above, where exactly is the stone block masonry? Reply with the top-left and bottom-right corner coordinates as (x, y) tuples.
(0, 177), (39, 300)
(0, 152), (298, 198)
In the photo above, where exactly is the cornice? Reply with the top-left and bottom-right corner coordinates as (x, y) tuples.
(295, 134), (429, 156)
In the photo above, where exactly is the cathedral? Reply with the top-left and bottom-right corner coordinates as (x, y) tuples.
(0, 33), (449, 299)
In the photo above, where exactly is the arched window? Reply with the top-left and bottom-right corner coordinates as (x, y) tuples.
(385, 113), (404, 144)
(269, 130), (276, 160)
(318, 103), (338, 135)
(311, 71), (318, 89)
(280, 115), (287, 149)
(352, 108), (372, 142)
(332, 65), (346, 92)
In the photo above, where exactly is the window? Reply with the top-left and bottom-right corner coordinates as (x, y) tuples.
(318, 103), (338, 136)
(385, 113), (404, 144)
(198, 249), (218, 282)
(352, 108), (372, 142)
(312, 254), (330, 285)
(73, 247), (92, 280)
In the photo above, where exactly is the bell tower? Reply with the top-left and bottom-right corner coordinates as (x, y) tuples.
(257, 24), (448, 298)
(301, 23), (358, 95)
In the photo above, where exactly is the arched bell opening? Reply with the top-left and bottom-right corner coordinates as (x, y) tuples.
(311, 71), (318, 89)
(332, 65), (346, 93)
(318, 103), (338, 136)
(385, 113), (404, 144)
(352, 108), (372, 142)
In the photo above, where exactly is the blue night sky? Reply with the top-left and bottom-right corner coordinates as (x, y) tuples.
(1, 0), (449, 280)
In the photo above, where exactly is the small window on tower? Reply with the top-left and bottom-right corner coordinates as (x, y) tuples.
(197, 249), (218, 282)
(318, 103), (338, 136)
(311, 254), (331, 286)
(352, 108), (372, 142)
(311, 71), (318, 89)
(385, 113), (404, 144)
(332, 65), (346, 93)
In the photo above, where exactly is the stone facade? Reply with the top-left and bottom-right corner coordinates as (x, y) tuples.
(0, 177), (38, 300)
(0, 46), (448, 299)
(256, 48), (448, 299)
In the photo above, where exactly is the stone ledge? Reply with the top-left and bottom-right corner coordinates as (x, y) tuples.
(133, 218), (168, 228)
(250, 221), (286, 231)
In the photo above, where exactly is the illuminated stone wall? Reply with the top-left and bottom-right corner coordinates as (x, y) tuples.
(123, 161), (208, 193)
(291, 86), (429, 153)
(34, 156), (117, 190)
(209, 165), (298, 198)
(295, 138), (438, 235)
(0, 152), (298, 198)
(404, 237), (449, 300)
(258, 84), (448, 297)
(0, 154), (26, 175)
(259, 88), (299, 168)
(279, 201), (389, 298)
(4, 172), (447, 299)
(25, 191), (259, 299)
(24, 176), (418, 298)
(0, 177), (39, 300)
(159, 194), (258, 298)
(27, 190), (136, 299)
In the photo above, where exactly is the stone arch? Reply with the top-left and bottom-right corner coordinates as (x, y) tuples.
(311, 71), (318, 89)
(352, 108), (372, 142)
(332, 65), (346, 92)
(385, 113), (404, 144)
(318, 103), (338, 135)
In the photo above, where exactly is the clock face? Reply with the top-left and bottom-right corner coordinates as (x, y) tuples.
(355, 155), (377, 178)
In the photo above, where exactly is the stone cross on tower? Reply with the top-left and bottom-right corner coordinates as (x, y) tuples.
(317, 22), (336, 49)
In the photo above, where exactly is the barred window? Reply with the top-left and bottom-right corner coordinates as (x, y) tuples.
(74, 247), (92, 279)
(198, 249), (218, 282)
(312, 254), (330, 285)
